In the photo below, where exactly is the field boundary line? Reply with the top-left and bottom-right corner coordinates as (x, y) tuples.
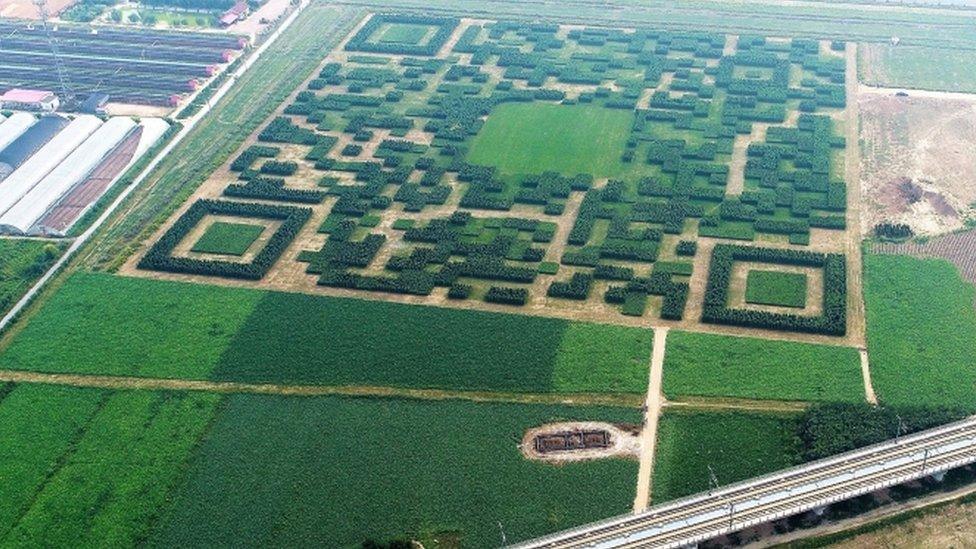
(0, 370), (643, 407)
(0, 0), (311, 335)
(634, 326), (668, 513)
(664, 396), (810, 413)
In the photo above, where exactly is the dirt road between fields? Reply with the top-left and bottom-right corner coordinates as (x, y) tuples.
(634, 327), (668, 513)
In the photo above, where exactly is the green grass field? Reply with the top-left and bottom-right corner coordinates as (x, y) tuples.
(466, 103), (634, 179)
(0, 384), (219, 545)
(662, 331), (864, 403)
(0, 273), (262, 379)
(864, 254), (976, 409)
(860, 43), (976, 94)
(151, 395), (640, 547)
(377, 23), (431, 44)
(744, 269), (808, 308)
(652, 409), (800, 503)
(0, 239), (64, 317)
(0, 272), (652, 394)
(191, 221), (264, 255)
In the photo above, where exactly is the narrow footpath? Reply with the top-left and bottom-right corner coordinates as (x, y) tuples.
(634, 327), (669, 513)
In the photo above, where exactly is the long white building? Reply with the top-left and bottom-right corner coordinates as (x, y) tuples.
(0, 115), (102, 221)
(0, 112), (37, 154)
(0, 117), (137, 234)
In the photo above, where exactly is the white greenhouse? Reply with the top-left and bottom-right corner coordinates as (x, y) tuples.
(0, 115), (102, 221)
(0, 112), (37, 155)
(0, 117), (136, 234)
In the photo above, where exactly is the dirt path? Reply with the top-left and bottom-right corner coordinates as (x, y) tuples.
(633, 327), (668, 513)
(0, 369), (643, 407)
(844, 44), (867, 348)
(860, 347), (878, 405)
(859, 84), (976, 103)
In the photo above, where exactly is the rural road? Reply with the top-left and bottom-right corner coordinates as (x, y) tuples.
(634, 327), (669, 512)
(0, 0), (310, 334)
(859, 84), (976, 102)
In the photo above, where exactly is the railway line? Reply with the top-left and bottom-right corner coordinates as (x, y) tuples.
(512, 416), (976, 548)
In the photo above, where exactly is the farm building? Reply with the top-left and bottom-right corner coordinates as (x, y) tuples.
(80, 93), (109, 115)
(0, 115), (102, 225)
(0, 117), (136, 235)
(0, 115), (70, 180)
(0, 89), (60, 112)
(220, 1), (249, 27)
(0, 112), (37, 154)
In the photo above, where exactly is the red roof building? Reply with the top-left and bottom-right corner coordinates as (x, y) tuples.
(0, 89), (60, 112)
(219, 1), (249, 27)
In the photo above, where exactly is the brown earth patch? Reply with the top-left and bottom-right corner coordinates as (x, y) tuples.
(859, 93), (976, 236)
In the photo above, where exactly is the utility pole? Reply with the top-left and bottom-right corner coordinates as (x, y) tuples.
(32, 0), (75, 108)
(497, 521), (507, 546)
(707, 465), (720, 496)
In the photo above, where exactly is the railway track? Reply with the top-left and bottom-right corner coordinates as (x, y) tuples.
(512, 416), (976, 548)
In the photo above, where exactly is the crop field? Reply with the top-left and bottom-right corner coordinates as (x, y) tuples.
(0, 239), (65, 317)
(0, 383), (219, 546)
(0, 384), (637, 546)
(151, 395), (640, 546)
(864, 253), (976, 410)
(662, 331), (864, 403)
(860, 44), (976, 94)
(1, 272), (652, 394)
(467, 103), (635, 179)
(652, 409), (801, 503)
(123, 10), (856, 342)
(0, 21), (244, 107)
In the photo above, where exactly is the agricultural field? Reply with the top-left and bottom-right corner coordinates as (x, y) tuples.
(5, 0), (976, 545)
(124, 10), (857, 343)
(744, 268), (809, 308)
(1, 272), (652, 395)
(0, 21), (244, 107)
(652, 409), (801, 503)
(863, 253), (976, 410)
(662, 330), (864, 403)
(190, 221), (267, 256)
(0, 238), (65, 317)
(151, 395), (640, 546)
(0, 383), (639, 546)
(860, 44), (976, 94)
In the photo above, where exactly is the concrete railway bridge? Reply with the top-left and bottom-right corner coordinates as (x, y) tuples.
(512, 416), (976, 548)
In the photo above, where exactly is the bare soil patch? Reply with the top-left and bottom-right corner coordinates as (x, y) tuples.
(859, 93), (976, 236)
